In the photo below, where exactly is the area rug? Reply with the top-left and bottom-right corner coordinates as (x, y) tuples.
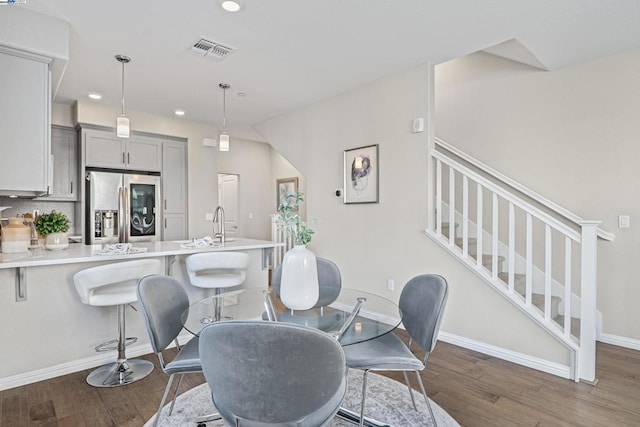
(144, 371), (459, 426)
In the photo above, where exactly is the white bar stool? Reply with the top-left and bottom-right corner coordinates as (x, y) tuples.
(185, 252), (250, 321)
(73, 258), (162, 387)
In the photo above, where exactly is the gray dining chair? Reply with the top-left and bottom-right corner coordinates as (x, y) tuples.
(343, 274), (449, 427)
(137, 274), (219, 427)
(199, 320), (348, 426)
(272, 257), (342, 309)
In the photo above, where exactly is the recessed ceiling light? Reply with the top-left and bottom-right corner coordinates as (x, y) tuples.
(237, 92), (247, 98)
(221, 0), (241, 12)
(88, 92), (102, 100)
(174, 110), (186, 116)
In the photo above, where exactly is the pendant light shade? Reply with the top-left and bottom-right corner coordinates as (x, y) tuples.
(219, 83), (230, 151)
(116, 55), (131, 138)
(219, 132), (230, 151)
(116, 116), (130, 138)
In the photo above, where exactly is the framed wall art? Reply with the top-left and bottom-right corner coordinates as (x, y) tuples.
(343, 144), (379, 204)
(276, 177), (299, 210)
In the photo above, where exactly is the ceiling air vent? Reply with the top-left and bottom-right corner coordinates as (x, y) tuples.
(190, 38), (236, 61)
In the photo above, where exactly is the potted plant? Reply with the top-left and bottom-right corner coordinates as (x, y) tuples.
(276, 192), (319, 310)
(34, 210), (70, 250)
(277, 192), (315, 245)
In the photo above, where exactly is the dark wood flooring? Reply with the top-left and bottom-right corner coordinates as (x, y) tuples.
(2, 336), (640, 426)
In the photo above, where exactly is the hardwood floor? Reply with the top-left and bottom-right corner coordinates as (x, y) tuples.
(2, 338), (640, 426)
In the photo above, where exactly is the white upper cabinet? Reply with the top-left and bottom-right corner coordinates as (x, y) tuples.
(83, 129), (162, 172)
(0, 47), (51, 196)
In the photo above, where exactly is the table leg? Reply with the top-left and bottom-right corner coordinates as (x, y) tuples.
(336, 407), (391, 427)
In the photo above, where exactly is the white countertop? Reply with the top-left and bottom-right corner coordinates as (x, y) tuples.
(0, 238), (284, 269)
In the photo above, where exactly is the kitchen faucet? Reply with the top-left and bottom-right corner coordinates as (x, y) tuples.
(213, 205), (225, 243)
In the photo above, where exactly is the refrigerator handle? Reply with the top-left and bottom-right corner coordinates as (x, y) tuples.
(124, 186), (130, 243)
(118, 186), (124, 243)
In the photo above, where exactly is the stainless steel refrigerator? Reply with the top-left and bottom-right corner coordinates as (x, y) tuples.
(85, 169), (162, 245)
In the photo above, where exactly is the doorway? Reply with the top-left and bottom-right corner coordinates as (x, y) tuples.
(218, 173), (239, 237)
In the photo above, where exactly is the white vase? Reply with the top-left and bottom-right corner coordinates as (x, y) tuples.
(45, 232), (69, 251)
(280, 245), (319, 310)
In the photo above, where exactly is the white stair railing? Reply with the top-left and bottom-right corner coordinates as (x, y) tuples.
(270, 214), (293, 268)
(427, 138), (612, 382)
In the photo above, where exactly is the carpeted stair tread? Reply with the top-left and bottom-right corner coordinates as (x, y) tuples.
(553, 314), (581, 338)
(498, 272), (561, 318)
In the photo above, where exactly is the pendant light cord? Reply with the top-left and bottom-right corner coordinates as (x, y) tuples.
(219, 83), (230, 134)
(222, 86), (226, 132)
(121, 60), (126, 116)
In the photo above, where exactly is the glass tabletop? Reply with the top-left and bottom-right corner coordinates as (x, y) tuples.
(181, 287), (401, 346)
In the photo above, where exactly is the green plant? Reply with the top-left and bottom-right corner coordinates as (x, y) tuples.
(277, 192), (315, 245)
(34, 211), (69, 236)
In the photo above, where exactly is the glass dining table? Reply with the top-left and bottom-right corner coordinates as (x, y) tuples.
(181, 286), (402, 427)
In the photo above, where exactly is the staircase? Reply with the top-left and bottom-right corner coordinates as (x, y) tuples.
(427, 138), (613, 382)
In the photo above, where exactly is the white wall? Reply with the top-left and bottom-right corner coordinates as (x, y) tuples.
(435, 50), (640, 344)
(217, 138), (273, 240)
(255, 63), (569, 365)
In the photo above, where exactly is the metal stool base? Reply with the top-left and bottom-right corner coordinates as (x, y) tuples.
(86, 359), (154, 387)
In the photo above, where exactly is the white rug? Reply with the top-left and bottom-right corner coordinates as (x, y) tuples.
(145, 372), (459, 426)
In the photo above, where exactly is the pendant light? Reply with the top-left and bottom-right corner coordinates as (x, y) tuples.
(115, 54), (131, 138)
(219, 83), (230, 151)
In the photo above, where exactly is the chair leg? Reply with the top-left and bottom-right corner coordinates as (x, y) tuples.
(359, 370), (369, 427)
(153, 373), (175, 427)
(169, 374), (186, 415)
(402, 371), (418, 411)
(415, 371), (437, 427)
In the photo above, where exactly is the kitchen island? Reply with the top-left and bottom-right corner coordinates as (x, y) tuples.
(0, 238), (283, 390)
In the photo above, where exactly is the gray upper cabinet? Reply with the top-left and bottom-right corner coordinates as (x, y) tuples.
(39, 126), (78, 201)
(84, 129), (162, 172)
(162, 140), (188, 240)
(0, 47), (51, 196)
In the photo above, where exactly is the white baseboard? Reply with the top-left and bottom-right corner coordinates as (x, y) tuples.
(437, 331), (572, 379)
(0, 333), (193, 391)
(598, 333), (640, 351)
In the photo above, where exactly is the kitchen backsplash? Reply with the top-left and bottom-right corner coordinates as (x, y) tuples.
(0, 198), (76, 235)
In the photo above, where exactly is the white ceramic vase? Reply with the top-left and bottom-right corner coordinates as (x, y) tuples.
(45, 232), (69, 251)
(280, 245), (319, 310)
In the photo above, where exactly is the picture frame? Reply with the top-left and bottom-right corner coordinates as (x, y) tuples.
(343, 144), (379, 204)
(276, 177), (299, 210)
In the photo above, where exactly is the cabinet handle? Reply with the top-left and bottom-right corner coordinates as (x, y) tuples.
(164, 218), (167, 228)
(70, 181), (73, 195)
(127, 152), (130, 164)
(164, 199), (167, 210)
(122, 152), (126, 164)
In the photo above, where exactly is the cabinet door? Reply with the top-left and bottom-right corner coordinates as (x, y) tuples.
(84, 130), (127, 169)
(162, 141), (187, 214)
(163, 214), (187, 241)
(0, 49), (50, 194)
(126, 139), (162, 172)
(47, 127), (78, 200)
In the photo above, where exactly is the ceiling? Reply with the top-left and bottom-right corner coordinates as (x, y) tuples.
(15, 0), (640, 139)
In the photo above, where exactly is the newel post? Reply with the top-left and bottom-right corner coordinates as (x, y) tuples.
(579, 221), (600, 382)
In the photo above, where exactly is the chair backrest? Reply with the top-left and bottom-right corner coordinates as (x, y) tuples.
(185, 252), (250, 288)
(399, 274), (449, 353)
(73, 259), (162, 306)
(137, 274), (190, 354)
(200, 320), (346, 425)
(272, 257), (341, 308)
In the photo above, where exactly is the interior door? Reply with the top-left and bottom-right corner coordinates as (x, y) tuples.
(218, 174), (239, 237)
